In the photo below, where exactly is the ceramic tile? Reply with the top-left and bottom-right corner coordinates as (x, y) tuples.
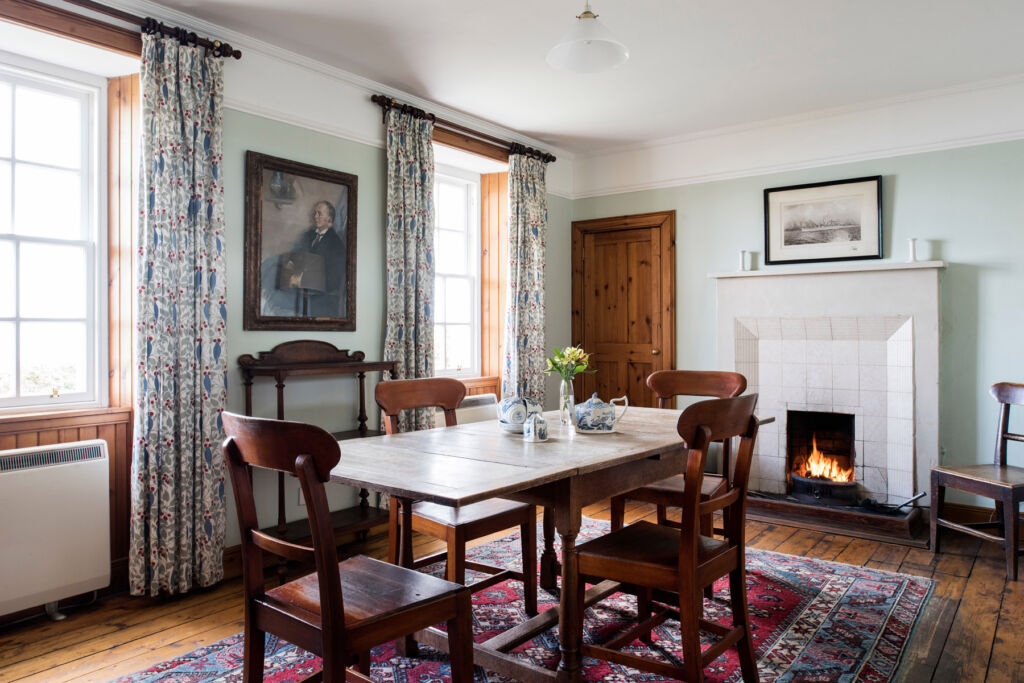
(860, 364), (887, 392)
(807, 387), (831, 406)
(757, 317), (782, 340)
(864, 415), (886, 443)
(860, 390), (887, 417)
(806, 364), (832, 389)
(805, 317), (832, 340)
(864, 440), (886, 468)
(781, 318), (807, 340)
(833, 388), (859, 407)
(832, 340), (859, 365)
(783, 386), (807, 405)
(864, 467), (888, 495)
(833, 364), (859, 391)
(758, 339), (782, 363)
(859, 340), (886, 365)
(759, 362), (782, 388)
(782, 363), (807, 388)
(887, 442), (914, 472)
(782, 340), (807, 364)
(830, 317), (859, 341)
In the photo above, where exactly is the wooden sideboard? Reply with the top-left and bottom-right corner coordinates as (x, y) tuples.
(237, 340), (395, 582)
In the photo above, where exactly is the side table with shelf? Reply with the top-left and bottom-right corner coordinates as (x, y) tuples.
(238, 340), (395, 583)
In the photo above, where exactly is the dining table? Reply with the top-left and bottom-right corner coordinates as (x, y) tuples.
(328, 406), (700, 682)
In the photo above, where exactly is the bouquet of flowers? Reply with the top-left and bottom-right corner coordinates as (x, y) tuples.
(545, 346), (592, 382)
(545, 346), (594, 424)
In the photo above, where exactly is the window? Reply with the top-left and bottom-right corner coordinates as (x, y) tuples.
(0, 60), (105, 410)
(433, 165), (481, 377)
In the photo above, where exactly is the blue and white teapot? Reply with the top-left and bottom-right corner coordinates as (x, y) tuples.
(574, 393), (628, 434)
(498, 395), (543, 432)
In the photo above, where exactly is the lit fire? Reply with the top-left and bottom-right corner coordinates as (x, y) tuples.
(792, 435), (854, 483)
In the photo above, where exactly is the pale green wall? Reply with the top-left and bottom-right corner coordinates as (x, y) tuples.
(220, 109), (573, 541)
(573, 140), (1024, 503)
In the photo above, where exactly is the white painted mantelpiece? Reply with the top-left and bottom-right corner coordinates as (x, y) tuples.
(714, 262), (945, 505)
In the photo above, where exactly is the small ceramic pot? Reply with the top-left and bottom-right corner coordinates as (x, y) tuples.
(574, 393), (629, 433)
(523, 413), (549, 442)
(498, 395), (543, 426)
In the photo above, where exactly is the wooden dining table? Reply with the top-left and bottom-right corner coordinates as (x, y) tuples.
(329, 407), (694, 682)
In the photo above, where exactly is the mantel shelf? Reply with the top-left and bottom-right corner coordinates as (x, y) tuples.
(708, 260), (946, 279)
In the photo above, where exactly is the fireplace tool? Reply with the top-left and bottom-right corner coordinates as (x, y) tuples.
(859, 491), (926, 516)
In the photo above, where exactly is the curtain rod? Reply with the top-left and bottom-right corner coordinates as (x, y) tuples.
(370, 94), (556, 164)
(63, 0), (242, 59)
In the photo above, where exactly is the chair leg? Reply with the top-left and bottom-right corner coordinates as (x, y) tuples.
(610, 495), (626, 531)
(1003, 494), (1019, 581)
(729, 567), (759, 682)
(447, 591), (475, 683)
(656, 505), (668, 526)
(521, 518), (538, 616)
(447, 531), (467, 585)
(678, 587), (705, 683)
(540, 507), (558, 590)
(930, 475), (944, 554)
(243, 624), (265, 683)
(636, 586), (654, 645)
(387, 499), (400, 565)
(321, 647), (348, 683)
(357, 650), (371, 676)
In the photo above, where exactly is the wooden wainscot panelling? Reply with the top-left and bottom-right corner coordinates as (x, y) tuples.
(0, 408), (133, 596)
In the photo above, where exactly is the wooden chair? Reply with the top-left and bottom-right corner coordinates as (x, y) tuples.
(571, 394), (761, 683)
(931, 382), (1024, 581)
(222, 412), (474, 683)
(376, 377), (538, 616)
(610, 370), (747, 536)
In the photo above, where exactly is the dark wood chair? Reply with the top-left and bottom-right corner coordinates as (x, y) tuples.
(376, 377), (538, 616)
(931, 382), (1024, 581)
(222, 412), (474, 683)
(571, 393), (761, 683)
(610, 370), (747, 536)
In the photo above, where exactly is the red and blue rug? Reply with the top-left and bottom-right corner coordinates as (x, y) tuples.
(118, 518), (932, 682)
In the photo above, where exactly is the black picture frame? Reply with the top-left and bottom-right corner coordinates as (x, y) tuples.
(243, 151), (358, 331)
(763, 175), (882, 265)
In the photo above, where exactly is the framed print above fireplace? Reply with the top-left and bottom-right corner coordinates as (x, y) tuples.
(764, 175), (882, 265)
(244, 151), (358, 331)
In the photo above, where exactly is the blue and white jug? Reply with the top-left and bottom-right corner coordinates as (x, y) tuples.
(574, 393), (628, 433)
(498, 395), (543, 426)
(523, 413), (549, 442)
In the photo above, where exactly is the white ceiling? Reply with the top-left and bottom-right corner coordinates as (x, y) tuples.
(153, 1), (1024, 155)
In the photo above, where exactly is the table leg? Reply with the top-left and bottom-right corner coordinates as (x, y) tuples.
(393, 496), (419, 657)
(540, 506), (558, 590)
(555, 510), (583, 682)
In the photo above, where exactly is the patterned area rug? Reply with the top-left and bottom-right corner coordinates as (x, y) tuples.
(118, 518), (932, 682)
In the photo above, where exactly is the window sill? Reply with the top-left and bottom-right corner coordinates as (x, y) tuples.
(0, 405), (131, 431)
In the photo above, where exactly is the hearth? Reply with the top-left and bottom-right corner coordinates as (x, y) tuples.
(786, 410), (860, 507)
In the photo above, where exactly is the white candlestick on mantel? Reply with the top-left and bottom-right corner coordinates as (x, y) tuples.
(907, 238), (917, 263)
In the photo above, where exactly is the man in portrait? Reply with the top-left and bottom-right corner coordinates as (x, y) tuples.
(283, 199), (347, 317)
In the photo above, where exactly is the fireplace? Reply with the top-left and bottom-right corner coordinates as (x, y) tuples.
(786, 410), (859, 506)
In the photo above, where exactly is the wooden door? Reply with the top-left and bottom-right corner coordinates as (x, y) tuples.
(571, 211), (675, 408)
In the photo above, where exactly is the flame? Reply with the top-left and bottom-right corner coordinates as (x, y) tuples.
(792, 434), (854, 483)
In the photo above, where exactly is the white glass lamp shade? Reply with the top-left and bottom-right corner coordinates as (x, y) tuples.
(546, 11), (629, 73)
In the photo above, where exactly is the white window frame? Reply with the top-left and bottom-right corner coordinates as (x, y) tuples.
(433, 164), (481, 378)
(0, 54), (108, 413)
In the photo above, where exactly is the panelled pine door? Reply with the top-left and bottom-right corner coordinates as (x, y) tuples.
(571, 211), (675, 408)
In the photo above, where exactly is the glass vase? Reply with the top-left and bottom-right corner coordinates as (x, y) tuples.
(559, 378), (575, 426)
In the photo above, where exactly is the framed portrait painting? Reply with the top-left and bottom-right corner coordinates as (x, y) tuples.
(244, 151), (358, 330)
(764, 175), (882, 265)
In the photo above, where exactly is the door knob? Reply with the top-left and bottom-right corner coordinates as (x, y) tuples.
(651, 348), (661, 356)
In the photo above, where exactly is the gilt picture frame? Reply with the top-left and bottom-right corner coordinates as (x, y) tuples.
(764, 176), (882, 265)
(243, 151), (358, 331)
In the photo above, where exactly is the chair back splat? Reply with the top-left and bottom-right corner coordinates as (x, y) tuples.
(376, 377), (467, 434)
(992, 382), (1024, 465)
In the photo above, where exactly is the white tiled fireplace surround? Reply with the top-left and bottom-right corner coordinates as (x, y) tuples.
(714, 262), (944, 506)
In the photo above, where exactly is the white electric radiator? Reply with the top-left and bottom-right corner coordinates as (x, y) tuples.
(0, 439), (110, 616)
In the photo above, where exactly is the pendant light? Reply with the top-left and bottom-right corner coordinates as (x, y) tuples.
(546, 1), (629, 73)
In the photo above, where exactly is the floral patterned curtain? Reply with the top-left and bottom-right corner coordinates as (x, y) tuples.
(129, 34), (228, 596)
(382, 108), (435, 431)
(502, 154), (548, 403)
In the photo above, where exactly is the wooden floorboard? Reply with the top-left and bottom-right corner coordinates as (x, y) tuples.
(0, 503), (1019, 682)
